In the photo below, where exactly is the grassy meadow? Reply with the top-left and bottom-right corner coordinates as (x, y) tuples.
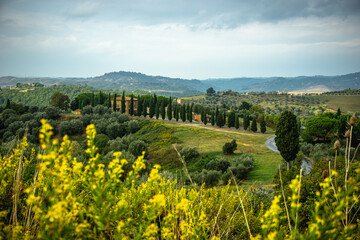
(318, 95), (360, 112)
(134, 119), (282, 184)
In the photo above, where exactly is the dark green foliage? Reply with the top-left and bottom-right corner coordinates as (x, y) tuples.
(126, 120), (140, 134)
(229, 155), (254, 180)
(275, 110), (299, 164)
(136, 95), (142, 116)
(206, 158), (231, 172)
(211, 112), (215, 126)
(181, 104), (186, 122)
(106, 122), (127, 139)
(222, 139), (237, 154)
(121, 92), (126, 114)
(113, 94), (117, 112)
(107, 93), (111, 108)
(240, 101), (252, 110)
(59, 119), (83, 136)
(99, 91), (104, 105)
(175, 106), (179, 121)
(49, 92), (70, 110)
(167, 97), (172, 120)
(82, 105), (93, 115)
(235, 114), (239, 129)
(45, 107), (60, 120)
(149, 97), (155, 118)
(243, 115), (249, 130)
(142, 101), (147, 117)
(206, 87), (216, 95)
(216, 111), (224, 128)
(129, 95), (134, 116)
(179, 147), (199, 162)
(94, 134), (109, 152)
(338, 115), (347, 137)
(260, 116), (266, 133)
(302, 115), (339, 143)
(203, 112), (207, 125)
(128, 140), (147, 157)
(251, 118), (257, 132)
(189, 105), (193, 123)
(191, 170), (221, 187)
(336, 107), (341, 117)
(93, 105), (110, 115)
(228, 111), (235, 128)
(155, 101), (159, 119)
(91, 92), (95, 107)
(161, 99), (166, 120)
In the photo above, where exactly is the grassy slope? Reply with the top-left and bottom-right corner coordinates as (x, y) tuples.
(134, 119), (282, 184)
(319, 95), (360, 113)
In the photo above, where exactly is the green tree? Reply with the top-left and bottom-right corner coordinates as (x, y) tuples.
(204, 112), (207, 125)
(189, 105), (193, 123)
(136, 96), (142, 117)
(107, 93), (111, 108)
(91, 92), (95, 107)
(129, 95), (134, 116)
(251, 118), (257, 132)
(211, 112), (215, 126)
(175, 106), (179, 121)
(181, 104), (186, 122)
(260, 116), (266, 133)
(216, 111), (224, 128)
(302, 116), (339, 143)
(228, 111), (235, 128)
(336, 107), (341, 118)
(113, 94), (117, 112)
(142, 101), (147, 117)
(206, 87), (216, 95)
(49, 92), (70, 110)
(167, 97), (172, 120)
(243, 115), (249, 130)
(161, 99), (166, 120)
(99, 91), (104, 105)
(155, 101), (159, 119)
(275, 110), (299, 169)
(235, 114), (239, 129)
(149, 97), (155, 118)
(121, 91), (126, 114)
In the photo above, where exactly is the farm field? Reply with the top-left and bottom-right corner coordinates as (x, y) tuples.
(318, 95), (360, 112)
(134, 119), (282, 184)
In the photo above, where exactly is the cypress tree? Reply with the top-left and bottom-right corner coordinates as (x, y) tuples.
(107, 93), (111, 108)
(129, 95), (134, 116)
(223, 111), (227, 127)
(235, 114), (239, 129)
(228, 111), (235, 128)
(181, 104), (186, 122)
(175, 106), (179, 121)
(211, 112), (215, 126)
(336, 107), (341, 118)
(99, 91), (104, 105)
(216, 111), (224, 128)
(167, 97), (172, 120)
(204, 112), (207, 125)
(142, 101), (147, 117)
(155, 101), (160, 119)
(260, 116), (266, 133)
(154, 93), (157, 105)
(91, 92), (95, 107)
(149, 97), (155, 118)
(201, 107), (205, 123)
(137, 96), (142, 116)
(121, 91), (126, 114)
(161, 99), (166, 120)
(189, 105), (193, 122)
(5, 99), (10, 109)
(186, 104), (190, 121)
(251, 118), (257, 132)
(113, 94), (117, 112)
(243, 115), (249, 130)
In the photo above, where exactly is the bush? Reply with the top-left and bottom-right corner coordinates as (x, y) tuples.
(8, 121), (24, 134)
(223, 139), (237, 154)
(93, 105), (110, 115)
(106, 122), (127, 139)
(179, 147), (199, 162)
(108, 135), (135, 152)
(126, 120), (140, 134)
(300, 142), (312, 156)
(59, 119), (83, 136)
(206, 158), (231, 172)
(191, 169), (222, 187)
(128, 140), (147, 157)
(45, 107), (60, 120)
(82, 105), (93, 115)
(94, 134), (110, 152)
(20, 113), (33, 122)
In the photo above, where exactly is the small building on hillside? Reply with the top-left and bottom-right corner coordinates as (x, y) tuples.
(111, 96), (138, 114)
(177, 98), (185, 104)
(73, 109), (82, 115)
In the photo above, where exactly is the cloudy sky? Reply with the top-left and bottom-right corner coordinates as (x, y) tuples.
(0, 0), (359, 79)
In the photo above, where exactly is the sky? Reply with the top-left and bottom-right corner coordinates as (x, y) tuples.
(0, 0), (359, 79)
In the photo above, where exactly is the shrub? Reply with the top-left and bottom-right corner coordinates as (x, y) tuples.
(94, 134), (110, 152)
(222, 139), (237, 154)
(108, 135), (135, 152)
(179, 147), (199, 162)
(206, 158), (231, 172)
(59, 119), (83, 136)
(8, 121), (24, 134)
(126, 120), (140, 134)
(128, 140), (148, 157)
(93, 105), (110, 115)
(106, 122), (127, 139)
(82, 105), (93, 115)
(191, 169), (222, 187)
(300, 142), (312, 156)
(45, 106), (60, 120)
(20, 113), (33, 122)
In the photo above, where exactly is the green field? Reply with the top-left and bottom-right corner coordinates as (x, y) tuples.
(134, 119), (282, 184)
(319, 95), (360, 113)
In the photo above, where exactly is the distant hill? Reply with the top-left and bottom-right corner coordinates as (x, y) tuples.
(1, 71), (359, 96)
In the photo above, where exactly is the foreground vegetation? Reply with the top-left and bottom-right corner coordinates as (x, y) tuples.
(0, 120), (359, 239)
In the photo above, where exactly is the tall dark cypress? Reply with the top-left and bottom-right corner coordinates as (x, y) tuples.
(137, 96), (142, 116)
(181, 104), (186, 122)
(189, 105), (193, 123)
(155, 101), (160, 119)
(129, 95), (134, 116)
(251, 118), (257, 132)
(216, 111), (224, 128)
(186, 104), (190, 121)
(235, 114), (240, 129)
(154, 93), (157, 105)
(91, 92), (95, 107)
(99, 91), (104, 105)
(260, 116), (266, 133)
(142, 101), (147, 117)
(121, 91), (126, 114)
(211, 112), (215, 126)
(175, 106), (179, 121)
(107, 93), (111, 108)
(149, 97), (155, 118)
(201, 107), (205, 123)
(228, 111), (235, 128)
(223, 111), (227, 127)
(161, 99), (166, 120)
(204, 112), (207, 125)
(113, 94), (117, 112)
(5, 99), (10, 109)
(243, 115), (249, 130)
(167, 97), (172, 121)
(215, 106), (219, 119)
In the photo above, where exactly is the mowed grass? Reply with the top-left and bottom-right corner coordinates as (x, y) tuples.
(137, 120), (282, 184)
(319, 95), (360, 113)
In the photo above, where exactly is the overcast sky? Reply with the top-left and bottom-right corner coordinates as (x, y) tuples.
(0, 0), (359, 79)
